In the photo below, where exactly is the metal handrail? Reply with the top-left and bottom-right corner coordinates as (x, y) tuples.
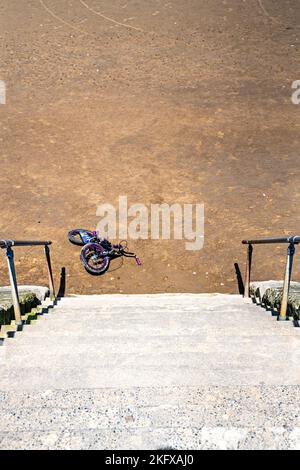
(0, 239), (55, 326)
(242, 235), (300, 321)
(242, 236), (300, 245)
(0, 240), (52, 248)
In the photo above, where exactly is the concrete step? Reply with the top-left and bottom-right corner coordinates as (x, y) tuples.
(12, 321), (296, 338)
(3, 348), (300, 371)
(37, 305), (279, 316)
(52, 295), (254, 310)
(1, 425), (300, 450)
(19, 303), (300, 317)
(58, 294), (244, 302)
(3, 321), (298, 343)
(30, 298), (282, 313)
(1, 385), (300, 450)
(0, 385), (297, 413)
(0, 394), (300, 432)
(17, 304), (293, 322)
(3, 333), (299, 354)
(28, 303), (298, 317)
(2, 294), (300, 449)
(32, 315), (285, 329)
(30, 317), (288, 331)
(2, 362), (300, 390)
(51, 305), (260, 315)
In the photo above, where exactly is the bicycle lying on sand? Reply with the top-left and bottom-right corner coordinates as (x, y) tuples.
(68, 229), (141, 275)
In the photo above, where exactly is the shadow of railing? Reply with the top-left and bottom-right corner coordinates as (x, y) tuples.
(234, 262), (244, 296)
(57, 267), (66, 299)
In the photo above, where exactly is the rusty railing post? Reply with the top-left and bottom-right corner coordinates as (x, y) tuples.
(44, 244), (55, 300)
(5, 244), (22, 326)
(279, 242), (295, 321)
(244, 243), (253, 298)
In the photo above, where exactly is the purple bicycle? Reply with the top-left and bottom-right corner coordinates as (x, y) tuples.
(68, 229), (141, 275)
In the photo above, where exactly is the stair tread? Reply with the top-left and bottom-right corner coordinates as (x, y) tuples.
(1, 294), (300, 449)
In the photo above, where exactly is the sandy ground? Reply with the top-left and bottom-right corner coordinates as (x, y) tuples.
(1, 0), (300, 295)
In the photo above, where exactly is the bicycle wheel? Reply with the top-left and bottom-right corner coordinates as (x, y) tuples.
(68, 229), (94, 246)
(80, 243), (110, 275)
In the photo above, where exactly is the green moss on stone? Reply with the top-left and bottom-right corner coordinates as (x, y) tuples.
(262, 286), (300, 319)
(0, 292), (41, 327)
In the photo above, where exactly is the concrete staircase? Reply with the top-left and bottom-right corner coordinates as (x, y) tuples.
(1, 293), (300, 450)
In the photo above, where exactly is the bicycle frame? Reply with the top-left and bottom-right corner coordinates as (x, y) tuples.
(78, 231), (141, 266)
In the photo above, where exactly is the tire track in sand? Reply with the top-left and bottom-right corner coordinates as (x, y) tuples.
(79, 0), (146, 32)
(257, 0), (289, 25)
(39, 0), (90, 35)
